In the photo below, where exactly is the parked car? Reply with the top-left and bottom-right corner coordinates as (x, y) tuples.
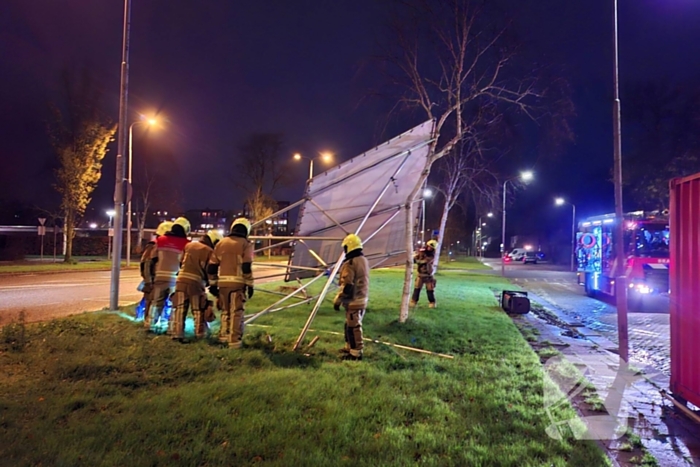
(507, 248), (527, 261)
(523, 251), (538, 264)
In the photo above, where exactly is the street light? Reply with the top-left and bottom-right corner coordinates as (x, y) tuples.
(476, 212), (493, 258)
(293, 151), (333, 179)
(126, 116), (157, 266)
(501, 171), (534, 276)
(110, 0), (133, 311)
(555, 197), (576, 272)
(421, 186), (434, 246)
(613, 0), (629, 363)
(106, 210), (116, 260)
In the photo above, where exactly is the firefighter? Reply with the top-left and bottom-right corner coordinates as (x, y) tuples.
(333, 233), (370, 361)
(169, 229), (223, 341)
(411, 239), (437, 308)
(208, 218), (254, 348)
(147, 216), (191, 333)
(139, 221), (172, 324)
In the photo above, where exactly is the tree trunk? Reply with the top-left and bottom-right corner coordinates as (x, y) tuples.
(432, 195), (452, 274)
(399, 201), (415, 323)
(64, 211), (75, 263)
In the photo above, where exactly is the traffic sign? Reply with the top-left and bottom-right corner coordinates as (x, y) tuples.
(38, 226), (46, 236)
(108, 228), (114, 237)
(38, 217), (46, 226)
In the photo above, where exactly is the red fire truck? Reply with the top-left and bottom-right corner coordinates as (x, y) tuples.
(576, 210), (670, 310)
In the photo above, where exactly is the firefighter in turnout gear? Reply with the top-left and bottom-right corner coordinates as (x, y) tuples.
(333, 233), (370, 361)
(147, 217), (190, 332)
(208, 218), (254, 348)
(169, 229), (223, 341)
(411, 239), (437, 308)
(140, 221), (172, 324)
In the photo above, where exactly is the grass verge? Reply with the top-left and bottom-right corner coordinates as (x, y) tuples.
(0, 268), (609, 466)
(438, 256), (491, 271)
(0, 260), (137, 274)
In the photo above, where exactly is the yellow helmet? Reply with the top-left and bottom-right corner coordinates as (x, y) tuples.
(173, 217), (191, 235)
(231, 217), (252, 236)
(426, 239), (438, 249)
(155, 221), (173, 236)
(206, 229), (223, 245)
(342, 233), (363, 253)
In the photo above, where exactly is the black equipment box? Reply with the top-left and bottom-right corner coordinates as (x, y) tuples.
(501, 290), (530, 314)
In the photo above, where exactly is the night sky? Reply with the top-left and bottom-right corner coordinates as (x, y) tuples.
(2, 0), (700, 237)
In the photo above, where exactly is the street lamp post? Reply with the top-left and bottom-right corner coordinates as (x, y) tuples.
(476, 212), (493, 258)
(106, 210), (115, 260)
(126, 117), (157, 266)
(422, 187), (433, 246)
(555, 198), (576, 272)
(612, 0), (629, 363)
(110, 0), (132, 311)
(501, 171), (534, 277)
(293, 152), (333, 180)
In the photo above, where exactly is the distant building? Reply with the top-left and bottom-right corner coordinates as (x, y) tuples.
(185, 209), (229, 234)
(242, 201), (290, 236)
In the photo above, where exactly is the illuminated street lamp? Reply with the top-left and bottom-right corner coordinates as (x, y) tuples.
(106, 210), (116, 260)
(502, 171), (534, 276)
(476, 212), (493, 258)
(420, 186), (435, 245)
(293, 151), (333, 179)
(126, 116), (158, 266)
(555, 197), (576, 272)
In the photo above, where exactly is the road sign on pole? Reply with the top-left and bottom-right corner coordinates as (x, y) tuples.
(38, 222), (46, 260)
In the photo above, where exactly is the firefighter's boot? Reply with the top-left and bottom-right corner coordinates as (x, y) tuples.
(411, 288), (421, 306)
(427, 290), (436, 308)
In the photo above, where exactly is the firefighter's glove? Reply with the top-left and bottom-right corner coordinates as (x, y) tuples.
(246, 285), (254, 299)
(209, 285), (219, 297)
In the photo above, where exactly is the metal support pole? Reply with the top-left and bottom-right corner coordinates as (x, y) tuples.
(570, 204), (576, 272)
(421, 198), (426, 245)
(613, 0), (629, 363)
(126, 123), (134, 267)
(309, 159), (314, 180)
(501, 181), (507, 277)
(109, 0), (132, 311)
(307, 199), (350, 235)
(246, 273), (327, 325)
(292, 251), (345, 350)
(250, 199), (307, 230)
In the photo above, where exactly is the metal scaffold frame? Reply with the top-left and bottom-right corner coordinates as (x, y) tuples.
(238, 120), (435, 350)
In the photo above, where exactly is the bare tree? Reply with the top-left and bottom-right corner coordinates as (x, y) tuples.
(47, 68), (116, 262)
(382, 0), (555, 322)
(235, 133), (288, 234)
(430, 107), (504, 272)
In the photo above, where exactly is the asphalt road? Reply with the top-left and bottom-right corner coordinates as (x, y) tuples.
(483, 258), (672, 376)
(0, 264), (287, 325)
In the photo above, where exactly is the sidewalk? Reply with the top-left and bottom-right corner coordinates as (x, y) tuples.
(516, 292), (700, 466)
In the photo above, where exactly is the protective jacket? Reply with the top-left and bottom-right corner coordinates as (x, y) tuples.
(208, 234), (254, 288)
(414, 248), (435, 278)
(177, 240), (215, 286)
(140, 241), (157, 283)
(335, 249), (370, 310)
(153, 232), (190, 283)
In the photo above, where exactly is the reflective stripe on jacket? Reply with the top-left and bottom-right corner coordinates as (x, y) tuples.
(154, 234), (189, 283)
(336, 254), (370, 309)
(177, 241), (214, 286)
(209, 236), (254, 287)
(414, 249), (435, 277)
